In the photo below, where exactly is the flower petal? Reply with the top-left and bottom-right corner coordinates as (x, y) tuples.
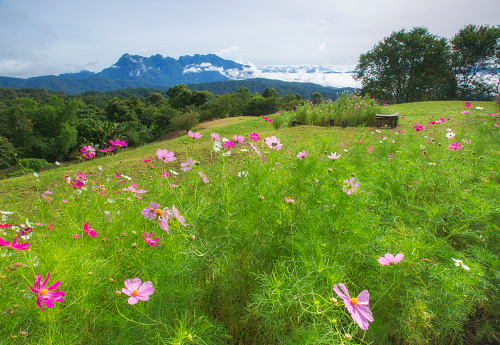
(356, 290), (370, 305)
(394, 253), (404, 263)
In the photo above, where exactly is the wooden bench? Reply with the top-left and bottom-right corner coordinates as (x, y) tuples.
(375, 113), (399, 128)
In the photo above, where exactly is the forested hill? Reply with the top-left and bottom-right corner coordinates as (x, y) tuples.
(188, 78), (355, 99)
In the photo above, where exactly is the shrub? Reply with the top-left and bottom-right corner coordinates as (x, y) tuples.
(170, 110), (199, 132)
(0, 136), (17, 169)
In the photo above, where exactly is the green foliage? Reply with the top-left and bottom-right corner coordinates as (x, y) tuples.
(0, 136), (16, 168)
(170, 110), (199, 131)
(15, 157), (51, 173)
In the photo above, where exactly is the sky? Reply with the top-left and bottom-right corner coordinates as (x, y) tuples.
(0, 0), (499, 78)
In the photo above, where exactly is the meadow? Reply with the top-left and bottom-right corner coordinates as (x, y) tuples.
(1, 99), (499, 345)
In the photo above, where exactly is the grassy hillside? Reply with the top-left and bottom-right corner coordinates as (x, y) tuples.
(1, 101), (499, 344)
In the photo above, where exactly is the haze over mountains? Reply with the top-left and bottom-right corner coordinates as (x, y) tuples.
(0, 53), (360, 94)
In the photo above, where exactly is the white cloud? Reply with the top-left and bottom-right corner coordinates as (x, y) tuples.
(319, 43), (326, 50)
(217, 46), (239, 56)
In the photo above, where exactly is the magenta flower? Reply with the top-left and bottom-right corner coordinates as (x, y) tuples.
(180, 158), (196, 172)
(100, 146), (116, 153)
(250, 132), (260, 141)
(448, 142), (464, 150)
(83, 222), (97, 237)
(199, 172), (209, 183)
(122, 278), (154, 305)
(110, 139), (127, 147)
(264, 136), (283, 150)
(296, 151), (309, 159)
(461, 110), (470, 114)
(464, 102), (472, 108)
(29, 272), (66, 311)
(144, 159), (151, 163)
(327, 152), (341, 160)
(233, 135), (245, 143)
(413, 124), (427, 133)
(211, 132), (221, 141)
(378, 253), (404, 265)
(334, 283), (373, 330)
(223, 141), (235, 150)
(188, 131), (202, 139)
(157, 149), (176, 162)
(0, 232), (31, 251)
(142, 202), (161, 219)
(143, 231), (161, 247)
(80, 146), (95, 159)
(161, 172), (169, 179)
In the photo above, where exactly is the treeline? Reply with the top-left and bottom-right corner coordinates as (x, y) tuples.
(0, 84), (320, 169)
(355, 24), (500, 103)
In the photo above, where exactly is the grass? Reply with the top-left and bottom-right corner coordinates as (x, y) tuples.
(1, 100), (500, 344)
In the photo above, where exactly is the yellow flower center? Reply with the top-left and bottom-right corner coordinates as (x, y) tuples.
(155, 209), (162, 216)
(132, 290), (138, 296)
(40, 289), (48, 295)
(350, 298), (358, 305)
(150, 208), (155, 212)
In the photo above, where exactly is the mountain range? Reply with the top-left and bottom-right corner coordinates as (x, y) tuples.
(0, 53), (359, 94)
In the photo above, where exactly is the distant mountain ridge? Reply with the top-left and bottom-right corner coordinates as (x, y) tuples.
(0, 53), (359, 94)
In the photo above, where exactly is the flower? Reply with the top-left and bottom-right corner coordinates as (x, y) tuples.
(327, 152), (341, 160)
(213, 141), (223, 152)
(122, 278), (154, 305)
(187, 131), (202, 139)
(464, 102), (472, 108)
(342, 177), (359, 195)
(387, 153), (395, 160)
(250, 132), (260, 141)
(223, 141), (236, 150)
(461, 110), (470, 114)
(233, 135), (245, 143)
(143, 231), (161, 247)
(285, 197), (294, 204)
(0, 232), (31, 251)
(157, 149), (176, 162)
(161, 172), (169, 179)
(199, 172), (209, 183)
(80, 146), (95, 159)
(144, 159), (151, 163)
(378, 253), (404, 265)
(110, 139), (127, 147)
(333, 283), (373, 330)
(448, 142), (463, 151)
(413, 124), (427, 132)
(171, 205), (187, 227)
(180, 158), (197, 172)
(141, 202), (161, 219)
(296, 151), (309, 159)
(452, 258), (470, 271)
(264, 136), (283, 150)
(475, 106), (483, 110)
(29, 272), (65, 311)
(238, 171), (249, 177)
(83, 222), (97, 237)
(249, 142), (261, 155)
(100, 146), (116, 153)
(211, 132), (221, 141)
(446, 131), (456, 139)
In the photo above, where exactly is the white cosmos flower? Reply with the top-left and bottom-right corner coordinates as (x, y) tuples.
(446, 132), (456, 139)
(222, 150), (232, 157)
(238, 171), (249, 177)
(169, 169), (179, 175)
(34, 172), (40, 177)
(452, 258), (470, 271)
(213, 141), (222, 152)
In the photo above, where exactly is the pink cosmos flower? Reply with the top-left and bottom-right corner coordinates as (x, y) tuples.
(378, 253), (404, 265)
(333, 283), (373, 330)
(233, 135), (245, 143)
(29, 272), (66, 311)
(83, 222), (97, 237)
(413, 124), (427, 132)
(188, 131), (202, 139)
(296, 151), (309, 159)
(0, 224), (13, 228)
(342, 177), (359, 195)
(199, 172), (209, 183)
(285, 197), (294, 204)
(448, 142), (463, 151)
(250, 142), (261, 155)
(327, 152), (341, 160)
(264, 136), (283, 150)
(461, 111), (470, 114)
(223, 141), (235, 150)
(142, 202), (161, 219)
(180, 158), (196, 172)
(250, 132), (260, 141)
(110, 139), (127, 147)
(144, 159), (151, 163)
(157, 149), (176, 162)
(171, 205), (187, 227)
(122, 278), (154, 305)
(0, 232), (31, 251)
(464, 102), (472, 108)
(387, 153), (395, 160)
(73, 234), (81, 238)
(100, 146), (116, 153)
(143, 231), (161, 247)
(80, 146), (95, 159)
(211, 132), (221, 141)
(161, 172), (169, 179)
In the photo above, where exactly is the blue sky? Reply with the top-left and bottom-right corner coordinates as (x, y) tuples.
(0, 0), (498, 78)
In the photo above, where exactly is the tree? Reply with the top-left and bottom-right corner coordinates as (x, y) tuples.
(451, 24), (500, 99)
(311, 92), (323, 105)
(354, 27), (454, 103)
(262, 88), (279, 98)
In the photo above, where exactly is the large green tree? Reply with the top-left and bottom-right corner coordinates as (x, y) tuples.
(354, 27), (454, 103)
(451, 24), (500, 100)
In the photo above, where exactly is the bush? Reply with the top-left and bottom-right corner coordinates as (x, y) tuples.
(170, 110), (199, 132)
(13, 158), (51, 176)
(0, 136), (17, 169)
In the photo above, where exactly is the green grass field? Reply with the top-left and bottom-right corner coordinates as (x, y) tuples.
(1, 100), (499, 344)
